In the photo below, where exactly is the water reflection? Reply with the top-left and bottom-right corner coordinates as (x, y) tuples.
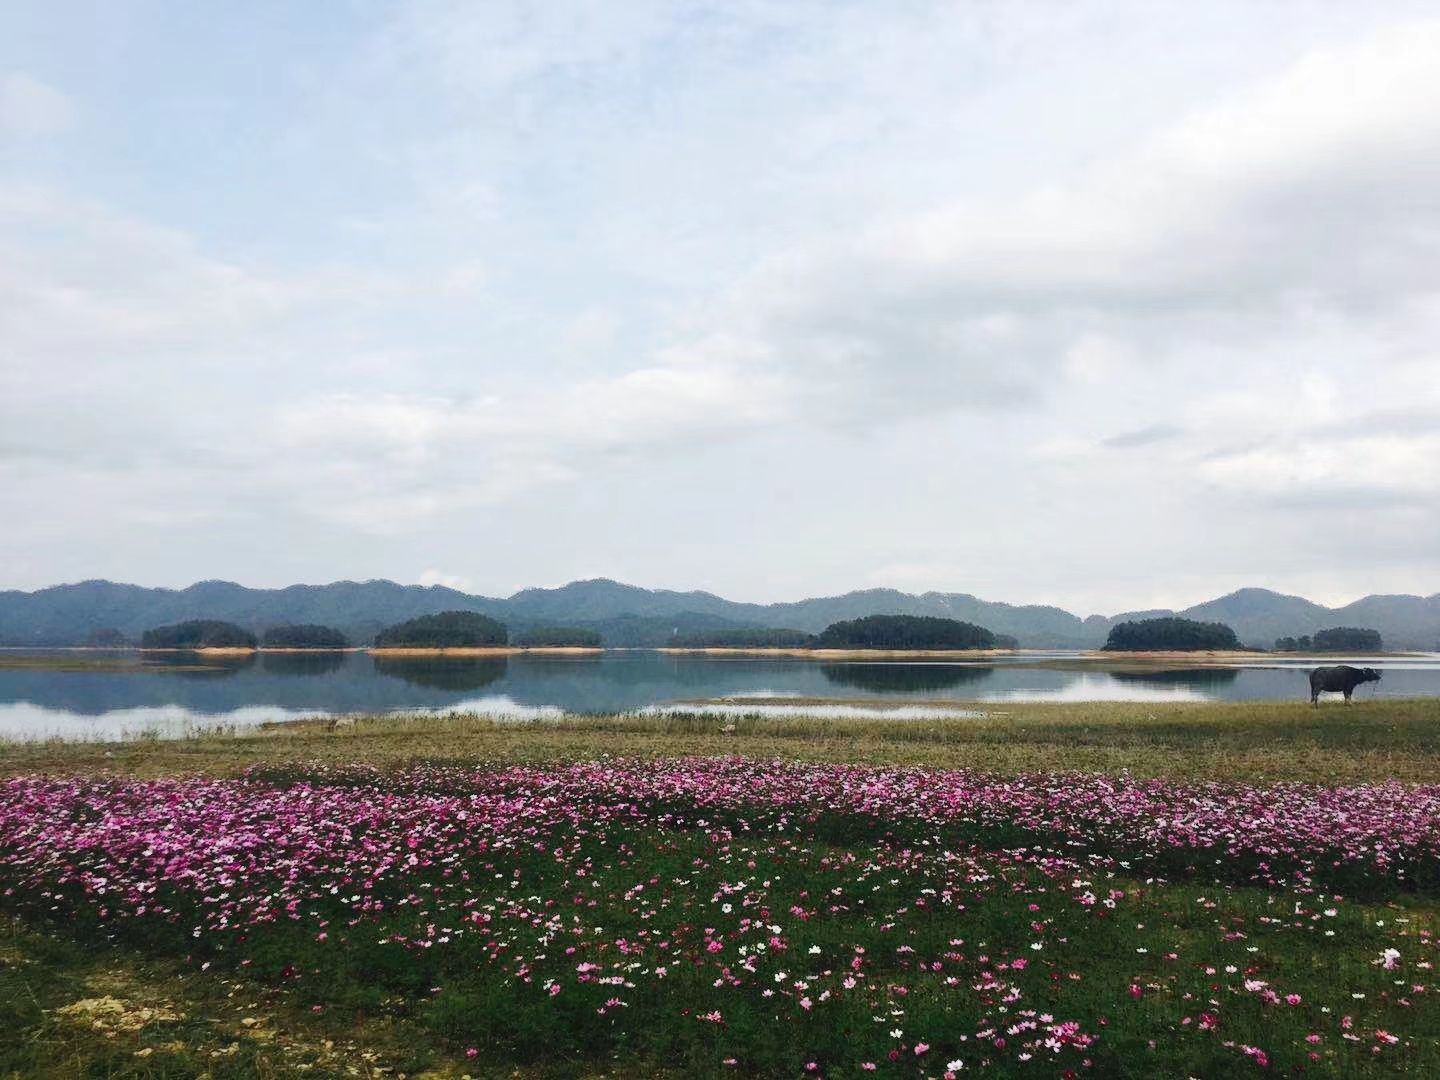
(141, 652), (257, 678)
(260, 651), (348, 677)
(1110, 667), (1240, 688)
(373, 657), (508, 692)
(2, 651), (1440, 741)
(981, 673), (1212, 703)
(822, 663), (992, 693)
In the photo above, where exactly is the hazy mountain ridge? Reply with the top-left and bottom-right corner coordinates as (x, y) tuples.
(1, 579), (1437, 650)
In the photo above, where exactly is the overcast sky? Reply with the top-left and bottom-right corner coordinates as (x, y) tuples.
(4, 1), (1440, 615)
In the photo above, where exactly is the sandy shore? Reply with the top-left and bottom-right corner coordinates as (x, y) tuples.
(368, 646), (603, 657)
(655, 647), (1023, 660)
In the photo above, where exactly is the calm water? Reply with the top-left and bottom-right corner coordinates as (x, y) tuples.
(2, 650), (1438, 741)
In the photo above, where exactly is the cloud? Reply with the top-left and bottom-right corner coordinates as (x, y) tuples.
(0, 72), (73, 135)
(1101, 425), (1184, 450)
(268, 332), (793, 528)
(0, 183), (397, 461)
(239, 14), (1440, 528)
(418, 568), (473, 591)
(737, 18), (1440, 414)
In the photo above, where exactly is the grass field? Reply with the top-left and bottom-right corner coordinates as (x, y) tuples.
(3, 699), (1440, 1078)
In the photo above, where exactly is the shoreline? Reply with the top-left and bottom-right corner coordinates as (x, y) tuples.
(0, 645), (1423, 661)
(368, 646), (603, 657)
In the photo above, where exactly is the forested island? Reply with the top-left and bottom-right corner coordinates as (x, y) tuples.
(1102, 617), (1241, 651)
(373, 611), (509, 649)
(1275, 627), (1384, 652)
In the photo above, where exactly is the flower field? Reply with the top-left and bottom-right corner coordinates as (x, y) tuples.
(4, 756), (1440, 1077)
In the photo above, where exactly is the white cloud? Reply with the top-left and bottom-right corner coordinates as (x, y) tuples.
(726, 17), (1440, 420)
(1196, 433), (1440, 500)
(0, 72), (73, 135)
(418, 568), (473, 591)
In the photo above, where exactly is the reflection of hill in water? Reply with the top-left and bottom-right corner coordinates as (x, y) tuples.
(141, 652), (257, 679)
(1109, 667), (1240, 687)
(822, 663), (993, 694)
(373, 657), (508, 692)
(260, 652), (348, 677)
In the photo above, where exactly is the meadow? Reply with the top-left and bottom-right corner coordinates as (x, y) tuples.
(3, 699), (1440, 1079)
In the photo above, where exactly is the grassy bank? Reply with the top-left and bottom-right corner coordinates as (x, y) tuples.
(2, 698), (1437, 784)
(4, 701), (1440, 1079)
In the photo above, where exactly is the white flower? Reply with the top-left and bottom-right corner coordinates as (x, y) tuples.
(947, 1060), (965, 1071)
(890, 1029), (904, 1039)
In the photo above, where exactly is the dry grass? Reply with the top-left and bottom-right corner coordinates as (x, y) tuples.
(3, 698), (1437, 783)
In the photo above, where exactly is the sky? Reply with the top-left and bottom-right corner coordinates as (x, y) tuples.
(3, 1), (1440, 616)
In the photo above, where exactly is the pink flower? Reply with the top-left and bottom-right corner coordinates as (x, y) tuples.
(914, 1043), (929, 1055)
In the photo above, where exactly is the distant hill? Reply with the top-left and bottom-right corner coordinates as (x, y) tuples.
(0, 579), (504, 648)
(1, 578), (1437, 650)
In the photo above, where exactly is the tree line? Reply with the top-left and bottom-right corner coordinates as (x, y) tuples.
(1275, 627), (1384, 652)
(133, 611), (1389, 653)
(137, 612), (597, 650)
(136, 612), (1013, 651)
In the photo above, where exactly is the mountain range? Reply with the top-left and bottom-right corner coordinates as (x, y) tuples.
(2, 579), (1438, 650)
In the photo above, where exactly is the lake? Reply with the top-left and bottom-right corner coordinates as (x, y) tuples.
(2, 650), (1438, 741)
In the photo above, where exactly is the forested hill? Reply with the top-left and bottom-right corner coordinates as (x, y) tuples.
(1, 579), (1438, 650)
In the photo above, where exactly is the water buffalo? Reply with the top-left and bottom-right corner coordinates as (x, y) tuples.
(1309, 665), (1381, 705)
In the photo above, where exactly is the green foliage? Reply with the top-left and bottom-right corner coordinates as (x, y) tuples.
(140, 619), (257, 649)
(1312, 626), (1383, 652)
(374, 610), (508, 648)
(1103, 617), (1239, 651)
(670, 627), (816, 648)
(514, 625), (603, 647)
(1276, 627), (1384, 652)
(815, 614), (998, 649)
(262, 624), (350, 649)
